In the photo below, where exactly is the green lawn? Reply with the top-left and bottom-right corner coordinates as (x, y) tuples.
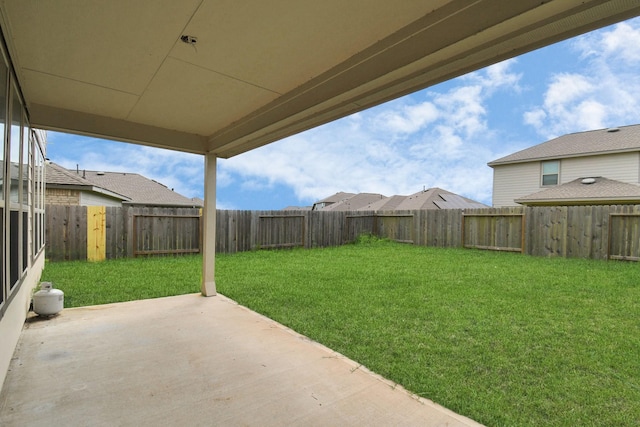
(42, 238), (640, 426)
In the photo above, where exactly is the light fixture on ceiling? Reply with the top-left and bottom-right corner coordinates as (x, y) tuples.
(180, 35), (198, 45)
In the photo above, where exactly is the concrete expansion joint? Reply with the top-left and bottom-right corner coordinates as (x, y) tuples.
(350, 364), (363, 373)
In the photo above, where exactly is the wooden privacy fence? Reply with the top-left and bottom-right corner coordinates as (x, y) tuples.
(46, 204), (640, 261)
(133, 213), (201, 257)
(46, 205), (202, 261)
(462, 213), (525, 253)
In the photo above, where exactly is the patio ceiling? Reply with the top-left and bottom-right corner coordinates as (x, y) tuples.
(1, 1), (639, 158)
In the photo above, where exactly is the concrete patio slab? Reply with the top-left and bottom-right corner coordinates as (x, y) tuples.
(0, 294), (481, 426)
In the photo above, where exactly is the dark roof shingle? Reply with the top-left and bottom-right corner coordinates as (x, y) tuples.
(320, 193), (386, 211)
(394, 188), (488, 210)
(489, 124), (640, 166)
(515, 177), (640, 205)
(46, 163), (200, 207)
(83, 171), (199, 206)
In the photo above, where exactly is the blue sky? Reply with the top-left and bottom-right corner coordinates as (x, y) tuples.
(47, 17), (640, 210)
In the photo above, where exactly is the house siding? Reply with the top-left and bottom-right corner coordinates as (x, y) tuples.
(492, 152), (640, 206)
(0, 38), (47, 387)
(560, 152), (639, 184)
(0, 255), (44, 388)
(79, 192), (122, 207)
(492, 162), (540, 207)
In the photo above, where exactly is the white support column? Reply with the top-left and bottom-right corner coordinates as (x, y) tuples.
(201, 153), (217, 296)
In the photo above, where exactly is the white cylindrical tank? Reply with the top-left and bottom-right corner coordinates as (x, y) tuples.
(33, 282), (64, 316)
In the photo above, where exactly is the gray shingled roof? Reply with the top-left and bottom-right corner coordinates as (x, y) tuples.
(315, 192), (356, 204)
(312, 189), (488, 212)
(83, 170), (200, 207)
(515, 177), (640, 206)
(47, 162), (102, 187)
(46, 163), (129, 201)
(394, 188), (488, 210)
(488, 124), (640, 166)
(357, 195), (407, 211)
(320, 193), (387, 211)
(46, 163), (201, 207)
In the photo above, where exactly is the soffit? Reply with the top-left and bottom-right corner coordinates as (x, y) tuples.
(1, 0), (639, 157)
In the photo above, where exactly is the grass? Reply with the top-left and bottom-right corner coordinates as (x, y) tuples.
(41, 255), (201, 307)
(41, 238), (640, 426)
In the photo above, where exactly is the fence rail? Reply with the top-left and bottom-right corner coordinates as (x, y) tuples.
(45, 204), (640, 261)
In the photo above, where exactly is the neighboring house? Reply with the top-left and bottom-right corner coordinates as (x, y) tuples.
(319, 193), (387, 211)
(359, 195), (407, 211)
(310, 188), (487, 212)
(311, 192), (355, 210)
(369, 188), (488, 211)
(488, 125), (640, 207)
(45, 162), (203, 207)
(46, 162), (129, 207)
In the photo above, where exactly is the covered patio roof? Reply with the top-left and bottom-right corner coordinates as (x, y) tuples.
(2, 1), (640, 159)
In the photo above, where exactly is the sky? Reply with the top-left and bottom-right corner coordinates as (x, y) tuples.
(46, 17), (640, 210)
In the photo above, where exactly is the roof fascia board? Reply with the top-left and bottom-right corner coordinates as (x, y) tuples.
(89, 186), (131, 201)
(47, 183), (129, 201)
(489, 148), (640, 167)
(516, 197), (640, 206)
(210, 0), (640, 158)
(29, 104), (208, 155)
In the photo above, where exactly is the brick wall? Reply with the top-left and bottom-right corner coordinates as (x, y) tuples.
(46, 188), (80, 205)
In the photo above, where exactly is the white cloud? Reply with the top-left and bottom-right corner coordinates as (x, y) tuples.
(220, 58), (523, 206)
(48, 133), (204, 199)
(525, 18), (640, 138)
(374, 101), (439, 134)
(465, 58), (522, 92)
(576, 21), (640, 65)
(434, 85), (486, 138)
(544, 73), (594, 107)
(523, 109), (546, 129)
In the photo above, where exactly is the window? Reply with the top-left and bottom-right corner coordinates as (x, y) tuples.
(21, 111), (29, 273)
(542, 160), (559, 186)
(9, 82), (23, 289)
(0, 56), (5, 308)
(0, 30), (43, 320)
(0, 29), (48, 322)
(33, 134), (45, 256)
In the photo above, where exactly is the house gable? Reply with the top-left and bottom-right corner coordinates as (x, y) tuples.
(489, 124), (640, 166)
(45, 163), (202, 207)
(83, 171), (200, 207)
(490, 125), (640, 206)
(45, 162), (128, 206)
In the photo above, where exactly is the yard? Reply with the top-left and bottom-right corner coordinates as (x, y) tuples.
(41, 237), (640, 426)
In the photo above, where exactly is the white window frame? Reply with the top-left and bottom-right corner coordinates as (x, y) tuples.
(541, 160), (560, 186)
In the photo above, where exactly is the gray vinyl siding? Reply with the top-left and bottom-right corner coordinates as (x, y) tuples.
(79, 192), (123, 207)
(560, 152), (639, 184)
(492, 162), (540, 207)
